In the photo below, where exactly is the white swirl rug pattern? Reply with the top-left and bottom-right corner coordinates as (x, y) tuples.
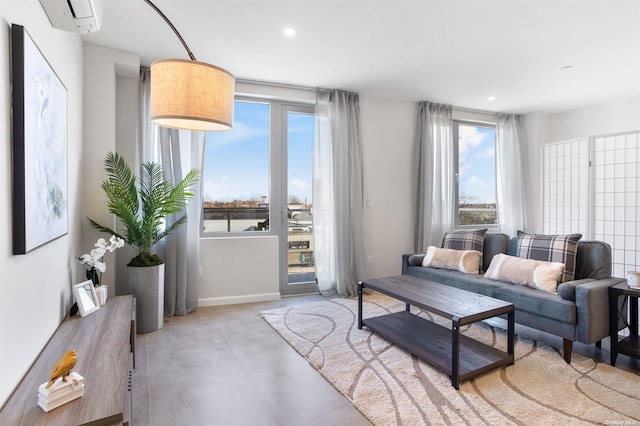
(260, 294), (639, 425)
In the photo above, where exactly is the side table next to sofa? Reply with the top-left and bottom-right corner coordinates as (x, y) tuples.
(609, 282), (640, 366)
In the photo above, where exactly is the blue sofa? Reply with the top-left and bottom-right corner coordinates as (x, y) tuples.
(402, 233), (626, 363)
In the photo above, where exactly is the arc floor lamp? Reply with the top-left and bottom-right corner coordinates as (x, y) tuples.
(144, 0), (234, 132)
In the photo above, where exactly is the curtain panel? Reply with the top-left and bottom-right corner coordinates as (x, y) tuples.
(158, 129), (203, 316)
(139, 69), (202, 316)
(313, 89), (365, 297)
(415, 101), (454, 253)
(495, 113), (530, 237)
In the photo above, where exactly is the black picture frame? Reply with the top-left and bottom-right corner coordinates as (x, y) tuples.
(11, 24), (68, 254)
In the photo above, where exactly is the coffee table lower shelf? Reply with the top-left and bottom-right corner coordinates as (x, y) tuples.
(363, 311), (514, 387)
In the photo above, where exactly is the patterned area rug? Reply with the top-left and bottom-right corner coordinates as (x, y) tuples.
(260, 293), (639, 425)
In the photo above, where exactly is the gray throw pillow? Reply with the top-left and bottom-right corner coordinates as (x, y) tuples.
(516, 230), (581, 283)
(441, 229), (487, 273)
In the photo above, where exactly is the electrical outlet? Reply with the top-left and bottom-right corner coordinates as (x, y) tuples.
(199, 266), (203, 276)
(367, 256), (373, 265)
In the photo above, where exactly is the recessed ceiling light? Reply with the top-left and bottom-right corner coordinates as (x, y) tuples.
(283, 28), (296, 37)
(488, 96), (496, 101)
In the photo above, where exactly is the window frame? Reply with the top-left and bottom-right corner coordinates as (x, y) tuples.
(200, 97), (272, 237)
(200, 96), (315, 239)
(453, 119), (498, 229)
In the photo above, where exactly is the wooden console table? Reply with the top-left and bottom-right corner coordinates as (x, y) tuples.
(0, 295), (136, 425)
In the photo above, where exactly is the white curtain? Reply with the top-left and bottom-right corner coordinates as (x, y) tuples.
(313, 89), (365, 297)
(139, 67), (203, 316)
(158, 129), (203, 316)
(139, 68), (158, 165)
(495, 113), (530, 237)
(415, 101), (454, 252)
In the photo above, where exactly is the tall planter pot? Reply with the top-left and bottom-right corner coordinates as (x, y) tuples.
(128, 263), (164, 334)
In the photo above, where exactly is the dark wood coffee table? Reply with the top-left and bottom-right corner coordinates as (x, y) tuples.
(358, 275), (515, 389)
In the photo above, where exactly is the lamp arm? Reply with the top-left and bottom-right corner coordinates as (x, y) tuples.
(143, 0), (196, 61)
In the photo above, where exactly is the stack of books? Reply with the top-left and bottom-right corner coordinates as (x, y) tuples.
(37, 372), (84, 412)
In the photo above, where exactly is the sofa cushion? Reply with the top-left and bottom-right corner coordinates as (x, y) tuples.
(483, 233), (510, 272)
(515, 231), (581, 283)
(484, 253), (564, 293)
(574, 241), (612, 280)
(422, 246), (482, 274)
(441, 229), (487, 272)
(405, 265), (577, 324)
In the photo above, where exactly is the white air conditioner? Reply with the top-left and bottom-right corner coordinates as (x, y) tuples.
(39, 0), (103, 34)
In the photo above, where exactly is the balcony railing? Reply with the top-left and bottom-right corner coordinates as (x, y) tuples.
(458, 207), (498, 226)
(203, 207), (269, 232)
(202, 207), (315, 273)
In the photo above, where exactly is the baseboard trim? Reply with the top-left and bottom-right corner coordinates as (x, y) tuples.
(198, 293), (281, 307)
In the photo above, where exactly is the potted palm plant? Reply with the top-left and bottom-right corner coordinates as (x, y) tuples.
(89, 152), (199, 333)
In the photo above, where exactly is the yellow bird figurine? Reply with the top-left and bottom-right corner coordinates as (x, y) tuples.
(45, 350), (77, 389)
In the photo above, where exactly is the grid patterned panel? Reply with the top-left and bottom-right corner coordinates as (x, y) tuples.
(542, 139), (589, 235)
(593, 132), (640, 278)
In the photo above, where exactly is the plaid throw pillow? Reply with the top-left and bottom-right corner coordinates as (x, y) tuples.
(441, 229), (488, 272)
(516, 231), (582, 283)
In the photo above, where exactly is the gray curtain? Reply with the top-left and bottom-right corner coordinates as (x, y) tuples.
(139, 68), (202, 316)
(138, 68), (157, 165)
(158, 129), (203, 316)
(495, 113), (530, 236)
(313, 89), (365, 297)
(415, 101), (454, 253)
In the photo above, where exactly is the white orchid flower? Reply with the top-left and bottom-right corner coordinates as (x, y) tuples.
(93, 261), (106, 273)
(90, 247), (106, 260)
(78, 235), (125, 281)
(106, 235), (126, 252)
(95, 238), (108, 249)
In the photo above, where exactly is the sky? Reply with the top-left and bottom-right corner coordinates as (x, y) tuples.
(458, 124), (496, 205)
(203, 101), (314, 204)
(203, 102), (494, 206)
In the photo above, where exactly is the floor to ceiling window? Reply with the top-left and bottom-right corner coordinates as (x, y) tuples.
(202, 98), (316, 294)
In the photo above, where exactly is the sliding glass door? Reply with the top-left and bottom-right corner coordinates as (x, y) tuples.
(280, 105), (317, 295)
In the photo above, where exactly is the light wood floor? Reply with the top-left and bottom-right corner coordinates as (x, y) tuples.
(132, 294), (639, 425)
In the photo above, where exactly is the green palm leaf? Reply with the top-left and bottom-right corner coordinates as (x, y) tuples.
(88, 152), (199, 266)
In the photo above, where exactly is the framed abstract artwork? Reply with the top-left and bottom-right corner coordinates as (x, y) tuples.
(11, 24), (68, 254)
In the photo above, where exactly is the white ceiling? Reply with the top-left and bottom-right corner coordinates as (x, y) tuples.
(81, 0), (640, 114)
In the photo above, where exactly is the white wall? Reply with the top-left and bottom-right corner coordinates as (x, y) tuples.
(361, 95), (418, 278)
(0, 1), (83, 405)
(114, 73), (141, 295)
(524, 95), (640, 233)
(198, 236), (280, 305)
(82, 43), (139, 296)
(523, 112), (549, 232)
(548, 95), (640, 142)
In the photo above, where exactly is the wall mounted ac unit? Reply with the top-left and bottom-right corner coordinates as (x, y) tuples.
(39, 0), (103, 34)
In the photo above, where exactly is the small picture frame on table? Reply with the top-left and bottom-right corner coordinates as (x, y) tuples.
(73, 280), (100, 317)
